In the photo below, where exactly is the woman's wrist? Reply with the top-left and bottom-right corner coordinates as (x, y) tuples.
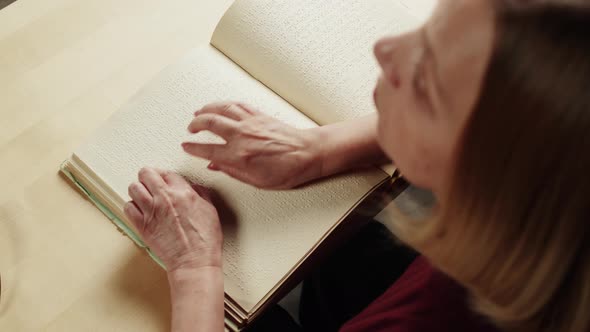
(167, 266), (225, 332)
(313, 125), (335, 178)
(312, 114), (388, 177)
(168, 265), (223, 289)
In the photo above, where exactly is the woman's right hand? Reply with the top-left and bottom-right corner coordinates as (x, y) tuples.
(182, 102), (323, 190)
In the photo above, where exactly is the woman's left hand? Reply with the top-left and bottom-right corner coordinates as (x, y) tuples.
(125, 167), (225, 331)
(124, 167), (223, 272)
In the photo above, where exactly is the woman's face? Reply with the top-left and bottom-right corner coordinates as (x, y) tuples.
(373, 0), (495, 194)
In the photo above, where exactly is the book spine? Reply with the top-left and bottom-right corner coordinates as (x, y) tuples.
(59, 161), (166, 269)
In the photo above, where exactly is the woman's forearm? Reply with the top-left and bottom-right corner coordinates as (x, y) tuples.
(168, 267), (225, 332)
(314, 113), (389, 177)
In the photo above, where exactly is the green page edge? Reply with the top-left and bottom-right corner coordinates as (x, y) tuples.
(60, 161), (166, 270)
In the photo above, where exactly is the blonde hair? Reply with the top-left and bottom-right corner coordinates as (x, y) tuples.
(388, 2), (590, 332)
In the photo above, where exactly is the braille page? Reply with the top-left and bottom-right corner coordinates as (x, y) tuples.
(211, 0), (433, 126)
(73, 46), (388, 313)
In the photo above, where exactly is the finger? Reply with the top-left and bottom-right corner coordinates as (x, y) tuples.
(158, 169), (191, 190)
(191, 183), (213, 203)
(196, 103), (251, 121)
(182, 142), (228, 162)
(235, 103), (261, 115)
(138, 167), (168, 195)
(128, 182), (153, 213)
(207, 162), (221, 171)
(124, 201), (144, 231)
(188, 113), (240, 139)
(215, 164), (264, 188)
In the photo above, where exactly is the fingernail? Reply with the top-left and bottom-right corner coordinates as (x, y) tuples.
(181, 142), (189, 150)
(208, 162), (219, 171)
(377, 43), (393, 57)
(390, 70), (401, 88)
(375, 40), (394, 59)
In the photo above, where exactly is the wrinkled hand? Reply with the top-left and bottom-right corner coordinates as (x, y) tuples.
(182, 102), (323, 190)
(124, 167), (222, 272)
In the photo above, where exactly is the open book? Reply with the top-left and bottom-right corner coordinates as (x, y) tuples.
(60, 0), (434, 330)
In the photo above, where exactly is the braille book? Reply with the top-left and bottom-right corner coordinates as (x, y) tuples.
(61, 0), (434, 330)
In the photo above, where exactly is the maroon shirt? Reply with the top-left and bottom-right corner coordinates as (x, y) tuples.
(340, 256), (499, 332)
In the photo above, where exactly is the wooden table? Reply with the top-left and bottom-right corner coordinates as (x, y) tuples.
(0, 0), (233, 330)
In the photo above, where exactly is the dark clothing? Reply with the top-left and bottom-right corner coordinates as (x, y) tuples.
(299, 222), (418, 331)
(246, 221), (498, 332)
(341, 256), (498, 332)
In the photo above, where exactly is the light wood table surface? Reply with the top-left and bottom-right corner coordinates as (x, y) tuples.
(0, 0), (233, 330)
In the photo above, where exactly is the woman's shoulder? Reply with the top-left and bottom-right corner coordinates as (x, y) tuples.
(340, 256), (499, 332)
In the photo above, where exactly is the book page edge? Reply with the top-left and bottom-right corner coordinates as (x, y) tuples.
(246, 171), (392, 319)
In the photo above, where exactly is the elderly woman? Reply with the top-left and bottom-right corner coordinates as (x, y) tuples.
(123, 0), (590, 331)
